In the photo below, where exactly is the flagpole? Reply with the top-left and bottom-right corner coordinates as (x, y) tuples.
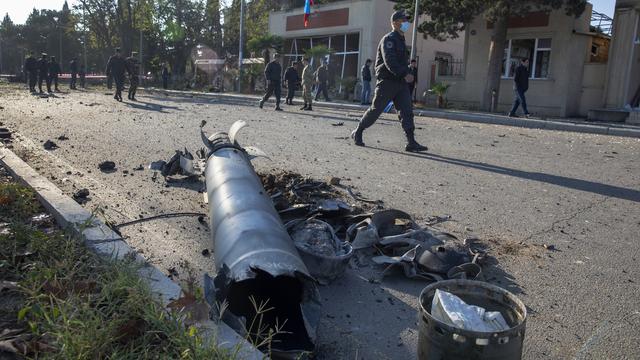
(410, 0), (419, 61)
(238, 0), (245, 92)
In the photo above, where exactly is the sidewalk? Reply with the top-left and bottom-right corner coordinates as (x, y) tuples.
(143, 87), (640, 138)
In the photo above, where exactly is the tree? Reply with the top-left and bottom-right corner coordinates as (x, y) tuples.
(247, 34), (283, 61)
(204, 0), (222, 55)
(394, 0), (587, 111)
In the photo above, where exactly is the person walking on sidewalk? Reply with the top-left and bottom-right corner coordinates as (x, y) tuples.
(508, 58), (531, 118)
(408, 59), (418, 100)
(284, 61), (299, 105)
(48, 56), (62, 92)
(314, 60), (331, 102)
(361, 59), (372, 105)
(37, 53), (50, 94)
(24, 52), (38, 93)
(300, 58), (314, 111)
(350, 10), (428, 153)
(259, 53), (283, 111)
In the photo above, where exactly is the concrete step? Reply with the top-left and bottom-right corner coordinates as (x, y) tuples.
(588, 108), (630, 123)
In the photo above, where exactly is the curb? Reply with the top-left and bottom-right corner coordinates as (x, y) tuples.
(0, 146), (265, 360)
(142, 87), (640, 139)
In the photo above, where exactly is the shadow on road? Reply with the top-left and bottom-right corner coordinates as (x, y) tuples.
(369, 146), (640, 203)
(124, 100), (182, 113)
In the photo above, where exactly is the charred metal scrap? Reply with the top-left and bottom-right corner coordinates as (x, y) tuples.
(201, 121), (321, 358)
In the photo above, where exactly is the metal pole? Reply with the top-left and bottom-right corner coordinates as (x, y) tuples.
(410, 0), (419, 61)
(238, 0), (245, 92)
(59, 25), (63, 68)
(83, 5), (87, 72)
(139, 27), (143, 81)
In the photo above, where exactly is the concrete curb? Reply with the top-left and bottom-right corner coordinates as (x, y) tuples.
(0, 146), (265, 360)
(143, 87), (640, 139)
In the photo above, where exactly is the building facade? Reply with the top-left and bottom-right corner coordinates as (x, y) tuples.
(435, 3), (611, 117)
(268, 0), (464, 98)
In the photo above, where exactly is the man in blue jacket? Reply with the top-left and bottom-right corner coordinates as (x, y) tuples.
(508, 58), (531, 118)
(351, 10), (428, 152)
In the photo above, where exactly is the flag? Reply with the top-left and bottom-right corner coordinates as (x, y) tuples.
(304, 0), (313, 28)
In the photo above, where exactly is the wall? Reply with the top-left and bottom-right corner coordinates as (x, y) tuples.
(439, 4), (593, 117)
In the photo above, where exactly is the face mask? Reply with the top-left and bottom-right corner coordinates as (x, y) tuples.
(400, 21), (411, 32)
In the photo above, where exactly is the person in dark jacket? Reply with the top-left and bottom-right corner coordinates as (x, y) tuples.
(37, 53), (50, 93)
(283, 61), (299, 105)
(69, 58), (78, 89)
(508, 58), (530, 118)
(24, 52), (38, 93)
(125, 52), (139, 101)
(360, 59), (372, 105)
(79, 64), (86, 88)
(314, 60), (330, 101)
(106, 48), (127, 101)
(351, 10), (428, 153)
(408, 59), (418, 100)
(259, 54), (283, 111)
(48, 56), (62, 92)
(161, 64), (170, 89)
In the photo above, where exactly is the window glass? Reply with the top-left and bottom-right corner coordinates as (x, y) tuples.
(537, 38), (552, 49)
(509, 39), (535, 77)
(331, 35), (345, 52)
(534, 50), (550, 78)
(313, 37), (330, 49)
(283, 39), (295, 55)
(346, 33), (359, 52)
(343, 54), (359, 78)
(297, 38), (311, 53)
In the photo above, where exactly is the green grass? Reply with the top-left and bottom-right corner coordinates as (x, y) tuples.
(0, 182), (236, 359)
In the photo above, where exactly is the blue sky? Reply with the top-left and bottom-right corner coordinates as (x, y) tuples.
(2, 0), (616, 25)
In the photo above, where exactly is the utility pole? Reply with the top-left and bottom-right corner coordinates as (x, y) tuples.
(237, 0), (245, 92)
(410, 0), (419, 61)
(139, 27), (143, 79)
(83, 4), (87, 72)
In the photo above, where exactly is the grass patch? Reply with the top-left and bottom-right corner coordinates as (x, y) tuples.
(0, 181), (235, 359)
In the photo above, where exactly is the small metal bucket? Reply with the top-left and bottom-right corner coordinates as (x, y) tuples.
(418, 280), (527, 360)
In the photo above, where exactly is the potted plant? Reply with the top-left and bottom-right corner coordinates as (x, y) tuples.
(430, 82), (451, 108)
(338, 76), (357, 100)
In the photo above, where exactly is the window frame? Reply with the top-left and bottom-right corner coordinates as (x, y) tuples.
(502, 37), (552, 80)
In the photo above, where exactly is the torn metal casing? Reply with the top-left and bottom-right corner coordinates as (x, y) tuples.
(202, 122), (321, 358)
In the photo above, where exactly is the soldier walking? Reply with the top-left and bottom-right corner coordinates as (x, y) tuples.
(283, 61), (299, 105)
(351, 10), (428, 153)
(259, 53), (283, 111)
(125, 52), (139, 101)
(314, 60), (330, 102)
(300, 58), (313, 111)
(24, 52), (38, 93)
(106, 48), (127, 101)
(37, 53), (50, 94)
(69, 57), (78, 89)
(48, 56), (62, 92)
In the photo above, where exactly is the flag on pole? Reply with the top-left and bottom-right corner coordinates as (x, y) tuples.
(304, 0), (313, 27)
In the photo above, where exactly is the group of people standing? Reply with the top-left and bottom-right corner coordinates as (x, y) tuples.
(23, 52), (86, 94)
(259, 55), (332, 111)
(105, 48), (140, 102)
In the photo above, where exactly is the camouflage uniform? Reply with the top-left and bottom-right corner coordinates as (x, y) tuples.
(301, 64), (314, 110)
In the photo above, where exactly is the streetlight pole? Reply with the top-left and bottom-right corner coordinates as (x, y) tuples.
(410, 0), (419, 61)
(237, 0), (245, 92)
(83, 4), (87, 72)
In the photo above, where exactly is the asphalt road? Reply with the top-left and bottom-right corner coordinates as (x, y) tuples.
(1, 85), (639, 359)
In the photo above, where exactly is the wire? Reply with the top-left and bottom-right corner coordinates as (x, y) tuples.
(115, 212), (207, 229)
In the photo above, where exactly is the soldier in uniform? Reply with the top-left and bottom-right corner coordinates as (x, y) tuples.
(105, 48), (127, 101)
(300, 58), (313, 111)
(351, 10), (428, 153)
(69, 57), (78, 89)
(37, 53), (50, 94)
(48, 56), (62, 92)
(259, 53), (283, 111)
(314, 60), (330, 101)
(125, 52), (139, 101)
(24, 52), (38, 93)
(283, 61), (299, 105)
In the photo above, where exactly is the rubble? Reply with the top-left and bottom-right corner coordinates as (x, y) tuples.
(43, 140), (58, 150)
(98, 161), (116, 172)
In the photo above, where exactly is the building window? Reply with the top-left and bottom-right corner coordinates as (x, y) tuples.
(502, 38), (551, 79)
(282, 33), (360, 82)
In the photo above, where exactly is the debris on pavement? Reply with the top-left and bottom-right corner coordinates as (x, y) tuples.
(72, 188), (90, 203)
(98, 161), (116, 172)
(200, 120), (320, 357)
(149, 148), (204, 178)
(43, 140), (58, 150)
(57, 135), (69, 141)
(332, 122), (344, 126)
(0, 128), (12, 139)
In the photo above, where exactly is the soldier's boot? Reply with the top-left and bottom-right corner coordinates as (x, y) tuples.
(304, 104), (312, 111)
(350, 128), (364, 147)
(404, 131), (428, 152)
(300, 102), (307, 110)
(259, 99), (264, 108)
